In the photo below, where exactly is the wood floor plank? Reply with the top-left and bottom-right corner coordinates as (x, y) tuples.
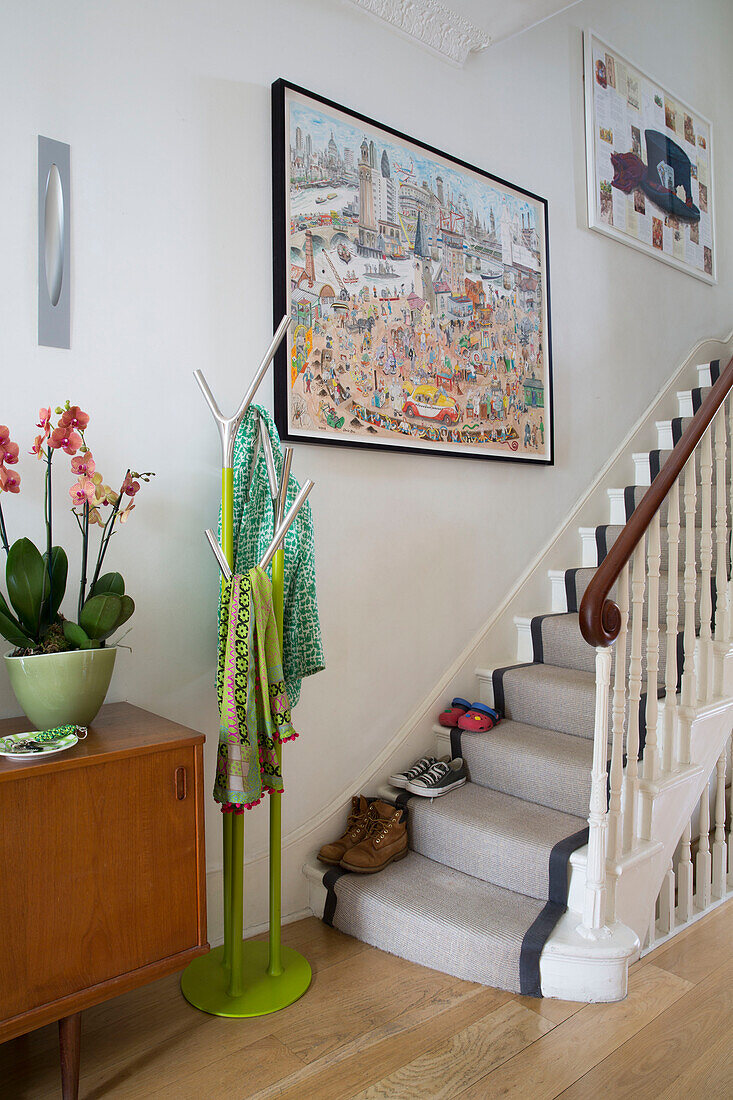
(269, 947), (464, 1062)
(656, 1030), (733, 1098)
(1, 908), (729, 1100)
(513, 992), (585, 1025)
(141, 1034), (302, 1100)
(556, 956), (733, 1099)
(250, 985), (508, 1100)
(348, 1000), (553, 1100)
(636, 899), (733, 985)
(456, 963), (693, 1099)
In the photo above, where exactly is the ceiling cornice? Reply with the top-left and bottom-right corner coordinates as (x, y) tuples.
(344, 0), (491, 66)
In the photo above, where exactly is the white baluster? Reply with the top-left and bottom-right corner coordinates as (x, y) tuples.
(658, 859), (676, 936)
(623, 540), (646, 852)
(695, 782), (712, 911)
(699, 427), (714, 702)
(608, 562), (629, 871)
(644, 511), (661, 783)
(663, 478), (680, 772)
(677, 819), (694, 923)
(678, 454), (698, 765)
(579, 645), (613, 939)
(712, 751), (727, 899)
(713, 407), (729, 695)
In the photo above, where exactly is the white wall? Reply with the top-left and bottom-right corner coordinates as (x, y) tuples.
(2, 0), (731, 937)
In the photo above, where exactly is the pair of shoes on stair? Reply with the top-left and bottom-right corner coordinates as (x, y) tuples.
(317, 795), (408, 874)
(439, 697), (500, 732)
(389, 754), (468, 797)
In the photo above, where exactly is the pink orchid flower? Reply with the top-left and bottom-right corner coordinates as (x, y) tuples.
(121, 473), (141, 497)
(1, 441), (19, 465)
(68, 476), (96, 507)
(0, 426), (10, 448)
(36, 408), (52, 436)
(71, 451), (96, 477)
(119, 502), (136, 524)
(59, 406), (89, 431)
(50, 426), (82, 455)
(0, 467), (21, 494)
(30, 434), (46, 460)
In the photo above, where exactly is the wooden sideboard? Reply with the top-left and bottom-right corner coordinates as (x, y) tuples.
(0, 702), (208, 1098)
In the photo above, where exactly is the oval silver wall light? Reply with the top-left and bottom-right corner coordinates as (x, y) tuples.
(44, 163), (64, 306)
(38, 136), (70, 348)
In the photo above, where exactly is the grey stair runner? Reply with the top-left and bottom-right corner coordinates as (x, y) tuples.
(458, 719), (593, 819)
(532, 611), (673, 684)
(325, 852), (555, 995)
(321, 362), (718, 999)
(409, 783), (587, 901)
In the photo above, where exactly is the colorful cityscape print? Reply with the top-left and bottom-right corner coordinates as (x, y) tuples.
(283, 91), (551, 460)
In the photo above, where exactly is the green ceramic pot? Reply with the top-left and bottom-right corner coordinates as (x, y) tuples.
(4, 647), (117, 729)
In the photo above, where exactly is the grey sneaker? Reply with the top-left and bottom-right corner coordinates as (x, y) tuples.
(406, 757), (467, 797)
(389, 755), (439, 789)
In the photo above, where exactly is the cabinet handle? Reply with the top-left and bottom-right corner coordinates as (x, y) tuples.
(175, 766), (187, 800)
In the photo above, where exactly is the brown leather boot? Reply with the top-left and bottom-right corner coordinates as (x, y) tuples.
(339, 800), (408, 874)
(317, 795), (374, 866)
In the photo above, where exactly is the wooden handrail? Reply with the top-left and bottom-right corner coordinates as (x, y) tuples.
(580, 356), (733, 648)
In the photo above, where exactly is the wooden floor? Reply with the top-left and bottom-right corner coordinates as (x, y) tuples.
(3, 900), (732, 1099)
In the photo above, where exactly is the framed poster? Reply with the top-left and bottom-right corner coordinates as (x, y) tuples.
(272, 79), (553, 464)
(584, 31), (715, 284)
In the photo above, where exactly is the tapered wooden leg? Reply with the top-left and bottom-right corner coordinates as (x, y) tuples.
(58, 1012), (81, 1100)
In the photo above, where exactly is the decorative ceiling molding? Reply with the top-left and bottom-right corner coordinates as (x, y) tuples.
(344, 0), (491, 66)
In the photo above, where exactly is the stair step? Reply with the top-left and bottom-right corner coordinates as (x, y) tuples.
(566, 567), (705, 629)
(457, 718), (594, 819)
(487, 662), (602, 740)
(624, 484), (715, 526)
(409, 782), (586, 901)
(594, 524), (728, 572)
(325, 850), (549, 993)
(530, 610), (675, 683)
(530, 612), (596, 673)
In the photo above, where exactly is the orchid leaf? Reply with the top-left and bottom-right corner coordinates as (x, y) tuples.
(42, 546), (68, 625)
(63, 621), (91, 650)
(91, 572), (124, 597)
(79, 593), (122, 641)
(6, 538), (48, 639)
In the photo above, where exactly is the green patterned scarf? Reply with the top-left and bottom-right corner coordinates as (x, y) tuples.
(214, 567), (297, 810)
(228, 405), (324, 707)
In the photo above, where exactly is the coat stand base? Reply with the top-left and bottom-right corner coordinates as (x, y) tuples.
(181, 941), (311, 1018)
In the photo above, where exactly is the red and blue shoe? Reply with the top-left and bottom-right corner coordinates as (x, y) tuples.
(438, 698), (471, 728)
(457, 703), (500, 733)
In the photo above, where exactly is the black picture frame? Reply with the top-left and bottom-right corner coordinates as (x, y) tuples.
(272, 78), (554, 465)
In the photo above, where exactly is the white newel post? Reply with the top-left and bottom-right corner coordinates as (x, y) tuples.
(608, 563), (629, 875)
(623, 540), (646, 852)
(579, 645), (613, 939)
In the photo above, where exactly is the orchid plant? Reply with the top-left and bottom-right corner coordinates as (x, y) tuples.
(0, 403), (153, 655)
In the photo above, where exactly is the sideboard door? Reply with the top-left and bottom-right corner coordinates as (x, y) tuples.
(0, 747), (202, 1021)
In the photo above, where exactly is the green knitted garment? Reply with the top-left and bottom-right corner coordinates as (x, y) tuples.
(228, 405), (324, 707)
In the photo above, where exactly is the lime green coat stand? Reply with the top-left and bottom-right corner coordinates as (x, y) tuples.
(181, 320), (311, 1017)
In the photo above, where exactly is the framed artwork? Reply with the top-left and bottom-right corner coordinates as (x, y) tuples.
(272, 79), (553, 464)
(584, 31), (715, 284)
